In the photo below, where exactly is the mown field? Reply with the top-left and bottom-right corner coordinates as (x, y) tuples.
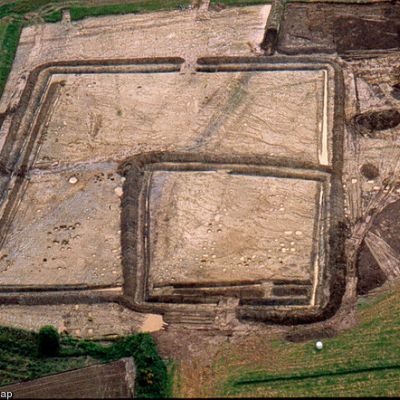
(0, 327), (169, 398)
(174, 284), (400, 397)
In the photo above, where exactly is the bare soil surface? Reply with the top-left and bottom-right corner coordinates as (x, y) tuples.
(0, 1), (399, 354)
(34, 69), (330, 167)
(0, 165), (123, 286)
(278, 2), (400, 55)
(0, 5), (271, 113)
(149, 171), (319, 286)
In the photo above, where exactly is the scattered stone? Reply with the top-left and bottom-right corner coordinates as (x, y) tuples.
(68, 176), (78, 184)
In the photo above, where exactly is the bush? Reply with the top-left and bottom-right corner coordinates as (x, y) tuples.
(77, 333), (168, 398)
(37, 326), (60, 357)
(0, 326), (168, 397)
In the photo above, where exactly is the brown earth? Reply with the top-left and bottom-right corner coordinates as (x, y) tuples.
(278, 2), (400, 55)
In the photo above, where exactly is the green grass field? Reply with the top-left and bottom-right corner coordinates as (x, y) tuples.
(0, 327), (168, 398)
(0, 19), (22, 99)
(203, 286), (400, 397)
(43, 9), (62, 22)
(0, 0), (63, 19)
(70, 0), (191, 21)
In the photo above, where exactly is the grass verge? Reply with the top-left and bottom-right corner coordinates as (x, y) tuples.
(0, 19), (22, 99)
(0, 327), (168, 398)
(214, 285), (400, 396)
(43, 9), (62, 23)
(0, 1), (62, 20)
(70, 0), (191, 21)
(211, 0), (272, 6)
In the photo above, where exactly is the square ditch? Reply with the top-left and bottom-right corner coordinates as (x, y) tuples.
(120, 154), (333, 316)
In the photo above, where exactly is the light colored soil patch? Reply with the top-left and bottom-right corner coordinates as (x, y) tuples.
(139, 314), (166, 332)
(0, 165), (123, 286)
(149, 171), (319, 287)
(0, 303), (146, 338)
(35, 69), (329, 167)
(0, 5), (271, 113)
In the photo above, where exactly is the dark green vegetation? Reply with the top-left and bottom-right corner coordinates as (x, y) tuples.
(43, 9), (62, 23)
(0, 19), (22, 99)
(0, 326), (168, 398)
(210, 287), (400, 397)
(37, 326), (60, 357)
(70, 0), (191, 21)
(0, 1), (61, 20)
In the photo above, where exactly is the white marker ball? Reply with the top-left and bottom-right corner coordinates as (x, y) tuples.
(315, 341), (323, 350)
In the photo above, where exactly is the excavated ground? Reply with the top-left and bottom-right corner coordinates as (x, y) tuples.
(0, 1), (399, 348)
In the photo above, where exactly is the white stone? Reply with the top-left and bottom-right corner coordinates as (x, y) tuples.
(114, 187), (123, 197)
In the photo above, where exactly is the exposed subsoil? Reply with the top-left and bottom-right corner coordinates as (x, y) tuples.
(352, 109), (400, 138)
(356, 242), (387, 295)
(356, 199), (400, 295)
(371, 199), (400, 255)
(278, 2), (400, 55)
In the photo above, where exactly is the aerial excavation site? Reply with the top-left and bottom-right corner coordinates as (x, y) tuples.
(0, 0), (399, 397)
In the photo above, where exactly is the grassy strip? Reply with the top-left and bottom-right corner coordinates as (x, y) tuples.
(0, 22), (7, 42)
(0, 1), (62, 19)
(0, 326), (168, 398)
(43, 9), (62, 23)
(165, 360), (177, 398)
(0, 19), (22, 99)
(211, 0), (272, 6)
(70, 0), (191, 21)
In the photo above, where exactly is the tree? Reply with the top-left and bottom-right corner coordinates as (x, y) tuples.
(38, 325), (60, 357)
